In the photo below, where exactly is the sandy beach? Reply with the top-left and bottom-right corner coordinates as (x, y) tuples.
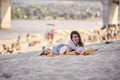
(0, 20), (120, 80)
(0, 39), (120, 80)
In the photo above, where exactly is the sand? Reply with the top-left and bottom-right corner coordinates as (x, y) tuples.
(0, 40), (120, 80)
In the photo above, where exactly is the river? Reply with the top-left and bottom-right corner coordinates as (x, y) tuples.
(0, 20), (102, 39)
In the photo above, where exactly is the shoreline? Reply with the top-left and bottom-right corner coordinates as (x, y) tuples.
(0, 34), (119, 55)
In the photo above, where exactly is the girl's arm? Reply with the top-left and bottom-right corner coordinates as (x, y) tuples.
(66, 45), (79, 55)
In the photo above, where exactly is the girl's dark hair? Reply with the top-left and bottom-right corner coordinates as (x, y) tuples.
(70, 31), (84, 47)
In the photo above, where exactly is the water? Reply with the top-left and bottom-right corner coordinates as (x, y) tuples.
(0, 20), (102, 39)
(11, 20), (102, 33)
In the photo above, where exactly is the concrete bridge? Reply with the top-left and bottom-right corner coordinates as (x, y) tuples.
(0, 0), (119, 29)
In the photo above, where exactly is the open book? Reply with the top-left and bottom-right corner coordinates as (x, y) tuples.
(76, 47), (87, 55)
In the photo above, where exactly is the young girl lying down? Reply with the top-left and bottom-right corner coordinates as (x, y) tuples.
(40, 31), (98, 56)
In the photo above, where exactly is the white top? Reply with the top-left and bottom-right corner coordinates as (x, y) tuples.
(67, 39), (86, 55)
(67, 39), (80, 50)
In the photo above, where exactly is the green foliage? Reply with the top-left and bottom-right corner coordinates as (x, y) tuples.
(11, 7), (24, 19)
(11, 6), (100, 20)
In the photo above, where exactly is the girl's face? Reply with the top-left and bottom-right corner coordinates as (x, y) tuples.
(72, 34), (79, 45)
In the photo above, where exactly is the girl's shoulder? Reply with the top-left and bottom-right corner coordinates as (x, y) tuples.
(67, 40), (73, 46)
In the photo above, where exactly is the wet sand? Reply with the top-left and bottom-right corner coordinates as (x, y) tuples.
(0, 40), (120, 80)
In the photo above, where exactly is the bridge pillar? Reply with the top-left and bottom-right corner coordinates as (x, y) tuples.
(0, 0), (11, 29)
(101, 0), (119, 39)
(101, 0), (119, 25)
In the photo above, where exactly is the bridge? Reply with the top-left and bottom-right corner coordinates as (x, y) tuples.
(0, 0), (119, 29)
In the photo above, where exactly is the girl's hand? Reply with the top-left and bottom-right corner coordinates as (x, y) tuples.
(69, 51), (79, 55)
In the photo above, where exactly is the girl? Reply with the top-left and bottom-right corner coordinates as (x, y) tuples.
(65, 30), (85, 55)
(40, 31), (98, 56)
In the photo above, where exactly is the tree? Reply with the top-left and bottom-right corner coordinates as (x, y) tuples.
(11, 7), (24, 19)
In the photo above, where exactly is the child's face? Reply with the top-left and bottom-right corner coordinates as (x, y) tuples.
(72, 34), (79, 45)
